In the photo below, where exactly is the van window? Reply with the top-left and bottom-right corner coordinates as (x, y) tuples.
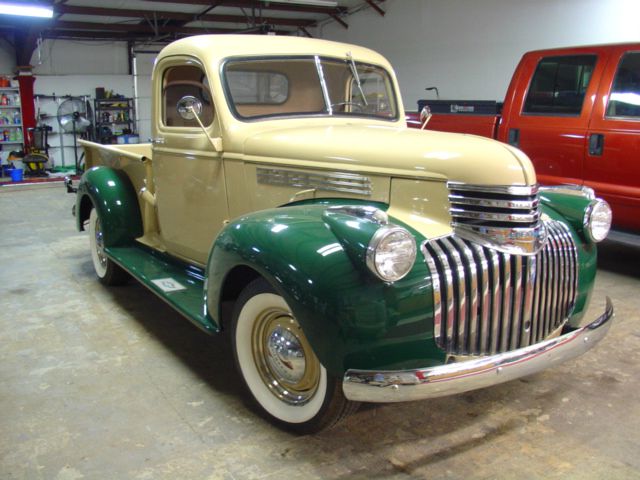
(523, 55), (597, 115)
(606, 52), (640, 118)
(163, 65), (214, 127)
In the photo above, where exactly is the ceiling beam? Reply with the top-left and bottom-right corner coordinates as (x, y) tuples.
(142, 0), (347, 16)
(364, 0), (385, 16)
(55, 4), (315, 28)
(47, 20), (234, 35)
(0, 21), (287, 43)
(330, 14), (348, 29)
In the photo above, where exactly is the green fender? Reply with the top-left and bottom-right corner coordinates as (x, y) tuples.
(75, 166), (143, 247)
(206, 202), (445, 376)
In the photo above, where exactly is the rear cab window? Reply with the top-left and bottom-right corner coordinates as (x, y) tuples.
(523, 55), (597, 115)
(162, 65), (214, 127)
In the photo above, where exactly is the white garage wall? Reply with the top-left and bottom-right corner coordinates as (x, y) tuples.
(34, 75), (134, 168)
(31, 39), (129, 75)
(0, 39), (136, 167)
(31, 40), (135, 168)
(0, 38), (15, 71)
(319, 0), (640, 111)
(133, 51), (161, 144)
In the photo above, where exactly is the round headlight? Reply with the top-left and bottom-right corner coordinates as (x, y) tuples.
(584, 199), (612, 243)
(366, 226), (417, 282)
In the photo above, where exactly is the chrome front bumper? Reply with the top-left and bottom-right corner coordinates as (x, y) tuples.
(343, 297), (614, 403)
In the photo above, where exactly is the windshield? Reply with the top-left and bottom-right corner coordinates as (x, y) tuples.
(223, 55), (398, 120)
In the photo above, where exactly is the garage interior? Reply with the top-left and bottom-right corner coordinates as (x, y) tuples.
(1, 1), (639, 479)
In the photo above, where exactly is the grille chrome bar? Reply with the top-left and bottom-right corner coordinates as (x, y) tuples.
(450, 208), (540, 224)
(448, 194), (539, 210)
(447, 182), (546, 255)
(423, 220), (578, 356)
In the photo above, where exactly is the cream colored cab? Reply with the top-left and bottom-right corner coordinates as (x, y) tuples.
(148, 36), (405, 265)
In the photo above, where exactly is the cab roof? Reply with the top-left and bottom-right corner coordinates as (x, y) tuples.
(156, 34), (393, 69)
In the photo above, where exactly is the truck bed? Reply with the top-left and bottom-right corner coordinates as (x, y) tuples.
(409, 100), (501, 138)
(80, 140), (152, 169)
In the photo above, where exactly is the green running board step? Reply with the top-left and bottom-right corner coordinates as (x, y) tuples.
(106, 245), (217, 333)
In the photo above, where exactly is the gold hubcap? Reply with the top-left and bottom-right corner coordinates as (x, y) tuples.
(251, 307), (320, 406)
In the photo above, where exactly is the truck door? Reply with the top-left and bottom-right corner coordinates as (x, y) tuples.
(500, 51), (604, 186)
(585, 48), (640, 232)
(152, 57), (229, 265)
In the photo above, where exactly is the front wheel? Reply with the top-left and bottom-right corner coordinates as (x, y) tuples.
(89, 208), (130, 286)
(231, 278), (358, 433)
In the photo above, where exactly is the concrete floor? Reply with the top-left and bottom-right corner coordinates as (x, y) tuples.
(1, 183), (639, 480)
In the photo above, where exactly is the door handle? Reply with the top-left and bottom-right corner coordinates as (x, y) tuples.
(508, 128), (520, 147)
(589, 133), (604, 156)
(151, 137), (165, 145)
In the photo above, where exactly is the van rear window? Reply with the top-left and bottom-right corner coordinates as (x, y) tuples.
(524, 55), (597, 115)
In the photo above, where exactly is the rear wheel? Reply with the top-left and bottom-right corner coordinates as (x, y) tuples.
(89, 208), (130, 286)
(231, 278), (358, 433)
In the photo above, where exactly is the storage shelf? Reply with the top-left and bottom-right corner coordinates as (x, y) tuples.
(0, 79), (24, 154)
(95, 97), (136, 144)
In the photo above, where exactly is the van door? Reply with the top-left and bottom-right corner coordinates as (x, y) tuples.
(500, 50), (605, 186)
(152, 57), (228, 265)
(585, 48), (640, 232)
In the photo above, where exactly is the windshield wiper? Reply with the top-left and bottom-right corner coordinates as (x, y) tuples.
(315, 55), (333, 115)
(347, 52), (368, 106)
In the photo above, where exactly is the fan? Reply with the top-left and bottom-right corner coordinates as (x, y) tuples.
(57, 98), (92, 173)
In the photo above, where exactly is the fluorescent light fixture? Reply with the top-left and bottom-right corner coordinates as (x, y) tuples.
(0, 2), (54, 18)
(261, 0), (338, 7)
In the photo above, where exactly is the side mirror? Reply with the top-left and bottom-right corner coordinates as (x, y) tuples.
(177, 95), (203, 120)
(177, 95), (223, 153)
(420, 105), (432, 130)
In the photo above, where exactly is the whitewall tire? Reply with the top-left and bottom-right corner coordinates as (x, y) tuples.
(88, 208), (130, 286)
(231, 278), (358, 433)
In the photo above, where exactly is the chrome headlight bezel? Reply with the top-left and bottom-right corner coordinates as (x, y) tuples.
(583, 198), (612, 243)
(366, 225), (417, 282)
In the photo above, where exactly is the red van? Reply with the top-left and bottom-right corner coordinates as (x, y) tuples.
(408, 44), (640, 240)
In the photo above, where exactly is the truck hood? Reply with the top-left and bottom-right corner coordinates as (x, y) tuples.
(242, 124), (536, 186)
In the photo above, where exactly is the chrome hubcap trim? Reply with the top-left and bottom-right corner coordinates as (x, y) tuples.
(252, 307), (320, 406)
(94, 218), (108, 269)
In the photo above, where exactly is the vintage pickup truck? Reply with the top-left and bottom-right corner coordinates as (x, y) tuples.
(70, 35), (614, 433)
(408, 43), (640, 241)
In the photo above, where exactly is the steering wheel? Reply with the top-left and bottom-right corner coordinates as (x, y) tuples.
(330, 101), (365, 112)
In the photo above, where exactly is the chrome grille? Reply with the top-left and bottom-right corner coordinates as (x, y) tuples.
(423, 220), (578, 356)
(448, 182), (545, 255)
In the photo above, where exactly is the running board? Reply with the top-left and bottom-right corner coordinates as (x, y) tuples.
(106, 245), (218, 333)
